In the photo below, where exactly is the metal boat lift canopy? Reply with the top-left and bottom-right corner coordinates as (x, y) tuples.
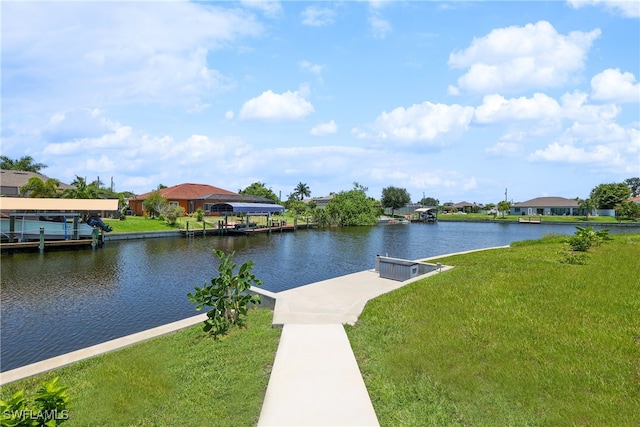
(0, 197), (118, 212)
(208, 202), (285, 215)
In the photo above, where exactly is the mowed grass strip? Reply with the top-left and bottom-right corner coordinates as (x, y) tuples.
(347, 233), (640, 426)
(1, 309), (281, 426)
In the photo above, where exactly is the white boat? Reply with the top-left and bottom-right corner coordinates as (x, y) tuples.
(1, 216), (96, 242)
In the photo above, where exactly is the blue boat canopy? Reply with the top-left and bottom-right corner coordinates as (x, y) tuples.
(208, 202), (285, 214)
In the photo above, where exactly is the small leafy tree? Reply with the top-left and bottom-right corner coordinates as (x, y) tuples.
(239, 182), (280, 204)
(163, 204), (185, 226)
(590, 182), (631, 209)
(381, 186), (411, 218)
(285, 195), (307, 216)
(188, 250), (262, 338)
(143, 190), (167, 218)
(324, 183), (379, 226)
(419, 196), (439, 207)
(616, 201), (640, 221)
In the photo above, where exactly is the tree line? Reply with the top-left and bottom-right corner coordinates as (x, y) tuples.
(3, 155), (638, 223)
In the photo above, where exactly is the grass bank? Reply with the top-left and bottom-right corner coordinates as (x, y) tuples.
(1, 309), (280, 426)
(347, 233), (640, 426)
(103, 214), (297, 233)
(436, 212), (627, 223)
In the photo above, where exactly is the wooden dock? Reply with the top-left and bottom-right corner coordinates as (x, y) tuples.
(182, 219), (317, 236)
(228, 225), (297, 235)
(518, 217), (542, 224)
(1, 238), (100, 253)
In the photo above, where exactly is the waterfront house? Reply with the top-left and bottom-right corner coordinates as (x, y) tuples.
(305, 195), (334, 209)
(452, 201), (480, 213)
(510, 197), (584, 216)
(128, 183), (276, 216)
(0, 169), (74, 196)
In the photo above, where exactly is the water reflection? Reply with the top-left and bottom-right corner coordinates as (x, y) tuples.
(1, 222), (636, 371)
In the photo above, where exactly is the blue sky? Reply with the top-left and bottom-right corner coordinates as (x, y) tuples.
(2, 0), (639, 204)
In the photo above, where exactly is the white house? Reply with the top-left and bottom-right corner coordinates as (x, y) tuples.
(510, 197), (584, 216)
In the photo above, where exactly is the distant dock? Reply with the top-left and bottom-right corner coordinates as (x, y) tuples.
(518, 217), (542, 224)
(1, 238), (101, 253)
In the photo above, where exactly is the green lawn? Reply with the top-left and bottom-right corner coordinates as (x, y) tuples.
(105, 212), (629, 234)
(346, 233), (640, 426)
(103, 213), (297, 233)
(0, 309), (281, 426)
(437, 212), (625, 223)
(103, 215), (198, 232)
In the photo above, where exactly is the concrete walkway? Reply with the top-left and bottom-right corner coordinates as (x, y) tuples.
(256, 266), (454, 427)
(258, 247), (509, 426)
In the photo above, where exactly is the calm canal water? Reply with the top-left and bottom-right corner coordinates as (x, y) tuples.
(1, 221), (636, 371)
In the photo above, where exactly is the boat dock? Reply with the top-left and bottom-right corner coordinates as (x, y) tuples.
(518, 217), (542, 224)
(0, 237), (102, 253)
(182, 218), (317, 236)
(228, 223), (318, 234)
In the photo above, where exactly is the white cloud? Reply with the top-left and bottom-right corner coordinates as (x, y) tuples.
(239, 90), (315, 120)
(528, 116), (639, 172)
(299, 60), (324, 75)
(43, 108), (113, 143)
(301, 6), (336, 27)
(591, 68), (640, 103)
(560, 91), (621, 122)
(529, 142), (621, 164)
(448, 21), (601, 94)
(310, 120), (338, 136)
(474, 93), (562, 124)
(485, 141), (522, 156)
(1, 2), (262, 109)
(567, 0), (640, 18)
(486, 131), (527, 157)
(369, 14), (392, 39)
(241, 0), (282, 18)
(367, 102), (475, 144)
(447, 85), (460, 96)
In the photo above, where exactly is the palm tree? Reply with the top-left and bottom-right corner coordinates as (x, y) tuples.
(576, 197), (595, 220)
(497, 200), (511, 218)
(1, 155), (47, 172)
(62, 176), (100, 199)
(294, 182), (311, 201)
(19, 177), (61, 198)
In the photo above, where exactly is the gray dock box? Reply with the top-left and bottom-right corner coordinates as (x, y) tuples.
(377, 256), (420, 281)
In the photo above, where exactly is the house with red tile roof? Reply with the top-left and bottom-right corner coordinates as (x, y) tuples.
(128, 183), (274, 216)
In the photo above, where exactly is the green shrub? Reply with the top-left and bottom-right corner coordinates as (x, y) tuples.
(0, 377), (70, 426)
(568, 235), (591, 252)
(558, 244), (589, 265)
(193, 208), (204, 222)
(163, 205), (185, 226)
